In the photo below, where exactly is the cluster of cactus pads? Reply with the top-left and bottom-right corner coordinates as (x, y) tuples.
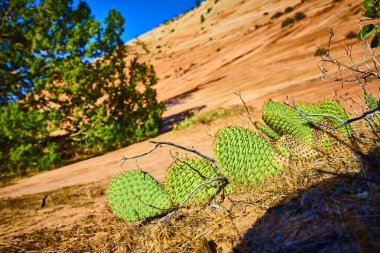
(107, 98), (369, 222)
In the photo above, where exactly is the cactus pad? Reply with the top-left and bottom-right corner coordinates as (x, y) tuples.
(262, 99), (353, 143)
(319, 99), (352, 134)
(214, 126), (282, 185)
(274, 135), (319, 160)
(165, 157), (224, 205)
(363, 92), (379, 109)
(311, 120), (352, 156)
(262, 105), (313, 144)
(107, 170), (172, 222)
(255, 121), (281, 140)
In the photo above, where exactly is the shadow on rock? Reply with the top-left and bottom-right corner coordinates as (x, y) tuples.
(159, 105), (206, 133)
(163, 87), (200, 108)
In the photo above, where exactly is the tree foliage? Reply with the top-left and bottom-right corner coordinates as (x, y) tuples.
(358, 0), (380, 47)
(0, 0), (164, 176)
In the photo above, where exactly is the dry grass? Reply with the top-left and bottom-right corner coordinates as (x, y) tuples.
(172, 105), (254, 131)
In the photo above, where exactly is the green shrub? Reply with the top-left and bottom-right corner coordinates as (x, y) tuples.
(282, 17), (294, 27)
(0, 103), (61, 174)
(294, 11), (306, 21)
(284, 6), (293, 13)
(271, 11), (283, 19)
(201, 14), (205, 23)
(345, 31), (357, 39)
(315, 48), (328, 56)
(172, 107), (229, 131)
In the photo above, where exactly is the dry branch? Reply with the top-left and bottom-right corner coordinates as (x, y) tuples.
(158, 176), (227, 223)
(284, 96), (380, 131)
(121, 140), (215, 165)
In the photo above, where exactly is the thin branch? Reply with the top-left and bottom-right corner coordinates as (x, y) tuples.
(234, 92), (270, 141)
(132, 192), (172, 212)
(121, 143), (160, 165)
(318, 26), (380, 87)
(121, 140), (215, 165)
(234, 92), (255, 127)
(149, 140), (216, 163)
(158, 176), (226, 222)
(169, 152), (211, 180)
(284, 97), (380, 131)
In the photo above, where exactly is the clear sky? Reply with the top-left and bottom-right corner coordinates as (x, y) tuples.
(78, 0), (204, 43)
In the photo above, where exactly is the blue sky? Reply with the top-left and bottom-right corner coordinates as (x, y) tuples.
(79, 0), (203, 42)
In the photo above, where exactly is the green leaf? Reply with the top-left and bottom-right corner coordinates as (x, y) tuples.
(363, 0), (380, 18)
(358, 24), (376, 39)
(363, 0), (376, 10)
(371, 33), (380, 48)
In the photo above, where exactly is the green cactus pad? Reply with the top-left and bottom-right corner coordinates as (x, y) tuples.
(363, 92), (379, 109)
(296, 103), (322, 115)
(363, 92), (380, 125)
(214, 126), (282, 186)
(262, 99), (289, 115)
(319, 99), (352, 134)
(262, 100), (315, 143)
(107, 170), (172, 222)
(295, 103), (324, 122)
(165, 157), (224, 205)
(255, 121), (281, 140)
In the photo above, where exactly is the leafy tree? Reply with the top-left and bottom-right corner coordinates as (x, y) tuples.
(0, 103), (57, 175)
(358, 0), (380, 47)
(0, 0), (164, 175)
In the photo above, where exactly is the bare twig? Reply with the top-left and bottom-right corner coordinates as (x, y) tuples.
(234, 92), (270, 140)
(318, 27), (380, 85)
(234, 92), (255, 127)
(158, 176), (227, 223)
(151, 141), (216, 163)
(121, 143), (161, 165)
(284, 97), (380, 131)
(121, 141), (215, 165)
(169, 152), (211, 180)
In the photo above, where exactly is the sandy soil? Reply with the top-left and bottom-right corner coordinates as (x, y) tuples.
(0, 0), (375, 199)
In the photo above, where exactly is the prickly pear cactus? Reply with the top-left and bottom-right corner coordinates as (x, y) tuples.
(255, 121), (280, 140)
(165, 157), (224, 205)
(296, 103), (322, 115)
(311, 119), (352, 156)
(107, 170), (172, 222)
(362, 92), (380, 126)
(363, 92), (379, 109)
(214, 126), (283, 186)
(274, 135), (320, 160)
(319, 99), (352, 134)
(262, 100), (313, 144)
